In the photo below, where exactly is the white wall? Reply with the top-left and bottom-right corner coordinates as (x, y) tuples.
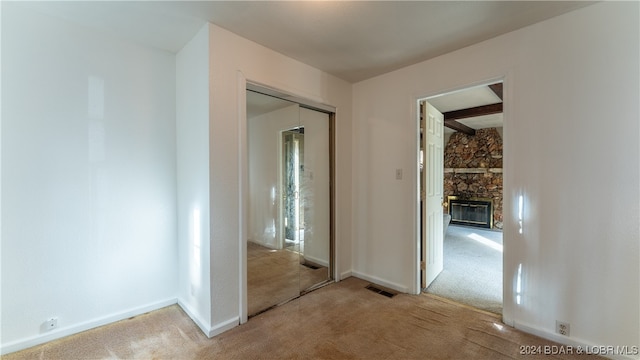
(352, 1), (639, 351)
(206, 23), (352, 329)
(1, 4), (178, 353)
(175, 25), (212, 333)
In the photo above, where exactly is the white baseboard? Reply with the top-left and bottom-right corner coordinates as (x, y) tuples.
(177, 299), (212, 337)
(351, 271), (410, 293)
(303, 254), (329, 268)
(177, 300), (239, 338)
(0, 297), (177, 356)
(207, 317), (239, 338)
(339, 270), (352, 281)
(514, 321), (639, 360)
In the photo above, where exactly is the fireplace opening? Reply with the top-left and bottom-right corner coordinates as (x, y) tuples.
(448, 196), (493, 229)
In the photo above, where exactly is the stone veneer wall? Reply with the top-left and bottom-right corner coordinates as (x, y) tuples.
(444, 128), (503, 229)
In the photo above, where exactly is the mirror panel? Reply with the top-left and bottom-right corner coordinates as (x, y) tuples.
(247, 90), (300, 316)
(246, 90), (332, 317)
(298, 108), (331, 291)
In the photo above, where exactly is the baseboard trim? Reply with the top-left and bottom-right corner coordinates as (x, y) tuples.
(207, 317), (239, 338)
(339, 270), (353, 281)
(177, 299), (212, 337)
(514, 321), (639, 360)
(0, 297), (177, 356)
(351, 271), (409, 293)
(302, 254), (329, 268)
(177, 300), (239, 338)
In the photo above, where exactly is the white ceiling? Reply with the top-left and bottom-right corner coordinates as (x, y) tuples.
(18, 1), (594, 83)
(428, 83), (503, 133)
(17, 1), (594, 132)
(428, 85), (500, 113)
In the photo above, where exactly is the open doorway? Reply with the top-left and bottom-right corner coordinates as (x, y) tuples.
(282, 127), (305, 252)
(419, 81), (504, 314)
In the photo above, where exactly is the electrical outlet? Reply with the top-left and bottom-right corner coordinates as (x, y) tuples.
(45, 317), (58, 330)
(395, 169), (403, 180)
(556, 320), (570, 336)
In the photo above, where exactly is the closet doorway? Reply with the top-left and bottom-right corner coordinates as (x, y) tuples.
(246, 88), (334, 317)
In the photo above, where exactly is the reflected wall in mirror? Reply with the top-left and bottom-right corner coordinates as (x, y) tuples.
(246, 90), (331, 317)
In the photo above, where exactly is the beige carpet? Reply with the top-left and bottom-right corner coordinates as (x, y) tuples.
(5, 277), (600, 360)
(426, 225), (503, 314)
(247, 242), (328, 316)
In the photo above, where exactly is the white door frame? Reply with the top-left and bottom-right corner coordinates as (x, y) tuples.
(414, 76), (508, 311)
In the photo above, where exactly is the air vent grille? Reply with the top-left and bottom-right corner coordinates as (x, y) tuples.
(365, 284), (396, 298)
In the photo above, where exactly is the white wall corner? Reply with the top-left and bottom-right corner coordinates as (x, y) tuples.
(177, 299), (212, 338)
(179, 298), (239, 338)
(339, 270), (353, 281)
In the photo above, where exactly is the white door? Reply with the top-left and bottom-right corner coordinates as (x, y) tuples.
(422, 101), (444, 288)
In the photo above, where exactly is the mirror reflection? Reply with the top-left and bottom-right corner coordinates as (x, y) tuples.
(247, 90), (331, 316)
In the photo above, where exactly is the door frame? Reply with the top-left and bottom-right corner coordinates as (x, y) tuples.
(280, 127), (305, 251)
(240, 79), (337, 324)
(414, 76), (508, 316)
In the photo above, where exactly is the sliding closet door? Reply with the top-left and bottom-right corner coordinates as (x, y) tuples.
(246, 89), (332, 317)
(246, 91), (300, 316)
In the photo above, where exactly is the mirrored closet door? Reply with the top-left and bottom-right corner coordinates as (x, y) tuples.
(246, 89), (332, 317)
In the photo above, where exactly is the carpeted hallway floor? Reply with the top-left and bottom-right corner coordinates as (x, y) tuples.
(426, 225), (503, 314)
(4, 277), (600, 360)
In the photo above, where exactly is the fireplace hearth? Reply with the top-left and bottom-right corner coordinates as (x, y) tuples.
(448, 196), (493, 229)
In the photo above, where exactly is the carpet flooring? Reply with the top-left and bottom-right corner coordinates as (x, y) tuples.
(426, 225), (503, 314)
(248, 242), (328, 316)
(4, 277), (601, 360)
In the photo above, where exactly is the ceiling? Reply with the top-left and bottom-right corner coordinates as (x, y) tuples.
(428, 83), (503, 134)
(16, 1), (593, 132)
(18, 1), (594, 84)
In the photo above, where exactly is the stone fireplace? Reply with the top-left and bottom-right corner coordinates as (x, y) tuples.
(448, 196), (493, 229)
(444, 128), (503, 229)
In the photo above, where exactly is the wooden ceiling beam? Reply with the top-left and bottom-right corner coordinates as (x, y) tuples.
(444, 120), (476, 135)
(444, 103), (503, 122)
(488, 83), (503, 100)
(440, 84), (503, 136)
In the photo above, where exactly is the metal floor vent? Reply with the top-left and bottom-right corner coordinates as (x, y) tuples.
(365, 284), (396, 298)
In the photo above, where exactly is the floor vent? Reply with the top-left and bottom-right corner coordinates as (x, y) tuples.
(301, 263), (320, 270)
(365, 284), (396, 298)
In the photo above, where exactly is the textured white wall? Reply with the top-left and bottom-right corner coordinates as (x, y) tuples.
(1, 4), (178, 353)
(207, 23), (353, 329)
(352, 1), (638, 350)
(175, 25), (212, 333)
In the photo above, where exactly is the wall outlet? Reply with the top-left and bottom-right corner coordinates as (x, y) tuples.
(45, 317), (58, 330)
(556, 320), (570, 336)
(395, 168), (403, 180)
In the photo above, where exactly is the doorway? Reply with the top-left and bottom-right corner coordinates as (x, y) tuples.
(245, 88), (334, 318)
(282, 128), (304, 251)
(418, 81), (504, 314)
